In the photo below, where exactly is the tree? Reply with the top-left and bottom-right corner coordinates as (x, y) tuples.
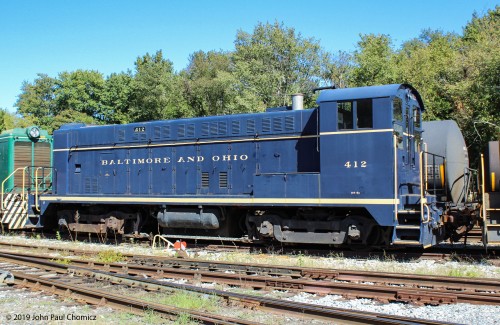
(15, 73), (58, 129)
(321, 50), (353, 88)
(55, 70), (106, 122)
(351, 34), (396, 87)
(448, 6), (500, 163)
(233, 21), (324, 108)
(182, 50), (255, 116)
(130, 50), (188, 122)
(394, 30), (461, 121)
(102, 72), (133, 124)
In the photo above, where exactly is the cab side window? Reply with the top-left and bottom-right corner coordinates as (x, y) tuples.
(357, 99), (372, 128)
(337, 101), (353, 129)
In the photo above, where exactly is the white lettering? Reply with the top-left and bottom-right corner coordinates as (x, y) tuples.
(164, 157), (171, 163)
(146, 158), (153, 163)
(197, 156), (204, 162)
(240, 154), (248, 161)
(212, 155), (220, 161)
(177, 157), (185, 163)
(101, 160), (108, 165)
(154, 158), (161, 164)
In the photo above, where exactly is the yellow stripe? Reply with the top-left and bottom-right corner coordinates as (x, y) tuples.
(41, 196), (398, 205)
(53, 134), (318, 152)
(53, 129), (395, 153)
(320, 129), (393, 136)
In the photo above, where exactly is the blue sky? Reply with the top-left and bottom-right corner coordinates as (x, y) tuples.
(0, 0), (497, 113)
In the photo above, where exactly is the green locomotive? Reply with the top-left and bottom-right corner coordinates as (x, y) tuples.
(0, 126), (52, 230)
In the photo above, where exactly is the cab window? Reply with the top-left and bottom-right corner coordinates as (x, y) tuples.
(357, 99), (372, 128)
(337, 101), (353, 129)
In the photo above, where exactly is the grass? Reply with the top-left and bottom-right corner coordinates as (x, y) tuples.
(97, 250), (126, 263)
(51, 258), (71, 265)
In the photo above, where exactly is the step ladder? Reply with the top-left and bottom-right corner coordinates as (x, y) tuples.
(483, 192), (500, 246)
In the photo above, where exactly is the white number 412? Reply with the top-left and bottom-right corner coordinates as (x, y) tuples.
(344, 161), (367, 168)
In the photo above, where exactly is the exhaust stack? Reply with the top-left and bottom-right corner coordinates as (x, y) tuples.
(291, 93), (304, 110)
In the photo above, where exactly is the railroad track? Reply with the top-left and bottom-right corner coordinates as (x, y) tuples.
(1, 248), (499, 306)
(0, 252), (456, 325)
(0, 239), (498, 264)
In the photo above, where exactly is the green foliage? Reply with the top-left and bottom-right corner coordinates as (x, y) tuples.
(11, 11), (499, 158)
(233, 21), (324, 108)
(130, 50), (189, 121)
(351, 34), (397, 86)
(97, 250), (125, 263)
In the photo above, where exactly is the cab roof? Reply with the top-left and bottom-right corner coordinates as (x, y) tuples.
(316, 84), (424, 111)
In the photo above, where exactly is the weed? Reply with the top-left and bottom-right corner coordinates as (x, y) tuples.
(55, 231), (61, 241)
(142, 308), (165, 324)
(97, 250), (125, 263)
(174, 313), (199, 325)
(145, 291), (221, 313)
(51, 258), (71, 265)
(447, 266), (482, 278)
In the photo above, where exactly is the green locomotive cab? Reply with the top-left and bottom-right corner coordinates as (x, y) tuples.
(0, 126), (53, 230)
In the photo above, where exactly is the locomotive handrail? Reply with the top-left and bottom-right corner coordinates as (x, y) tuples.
(1, 167), (28, 211)
(34, 167), (52, 212)
(480, 154), (488, 249)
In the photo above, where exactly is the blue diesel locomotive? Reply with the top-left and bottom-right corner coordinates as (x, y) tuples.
(33, 83), (485, 248)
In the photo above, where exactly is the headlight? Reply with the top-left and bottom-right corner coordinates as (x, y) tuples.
(27, 126), (40, 139)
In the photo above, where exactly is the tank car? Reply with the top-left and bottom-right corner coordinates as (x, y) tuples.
(0, 126), (52, 230)
(37, 84), (478, 248)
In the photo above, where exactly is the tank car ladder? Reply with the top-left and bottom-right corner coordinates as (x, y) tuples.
(481, 154), (500, 247)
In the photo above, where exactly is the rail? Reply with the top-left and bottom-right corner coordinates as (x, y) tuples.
(34, 167), (52, 212)
(1, 167), (28, 212)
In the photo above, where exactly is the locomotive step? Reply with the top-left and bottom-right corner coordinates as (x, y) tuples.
(392, 240), (422, 245)
(395, 225), (420, 230)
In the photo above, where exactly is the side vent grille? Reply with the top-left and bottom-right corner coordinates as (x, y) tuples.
(232, 121), (240, 135)
(285, 116), (294, 131)
(201, 122), (209, 136)
(219, 172), (228, 188)
(262, 118), (271, 133)
(162, 126), (171, 138)
(201, 172), (209, 188)
(154, 126), (161, 139)
(218, 121), (227, 135)
(117, 129), (125, 142)
(273, 117), (283, 132)
(210, 122), (218, 135)
(187, 124), (195, 138)
(247, 119), (255, 134)
(177, 124), (185, 138)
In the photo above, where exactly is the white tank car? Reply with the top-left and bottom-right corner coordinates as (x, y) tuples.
(422, 120), (469, 204)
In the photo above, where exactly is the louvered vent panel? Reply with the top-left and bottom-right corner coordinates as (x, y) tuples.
(201, 172), (209, 188)
(14, 143), (31, 188)
(154, 126), (161, 139)
(247, 120), (255, 134)
(262, 118), (271, 133)
(210, 122), (218, 135)
(218, 122), (227, 135)
(177, 124), (185, 138)
(285, 116), (295, 131)
(231, 121), (240, 135)
(219, 172), (228, 188)
(162, 126), (170, 138)
(273, 117), (283, 132)
(201, 123), (209, 136)
(118, 129), (125, 141)
(187, 124), (195, 138)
